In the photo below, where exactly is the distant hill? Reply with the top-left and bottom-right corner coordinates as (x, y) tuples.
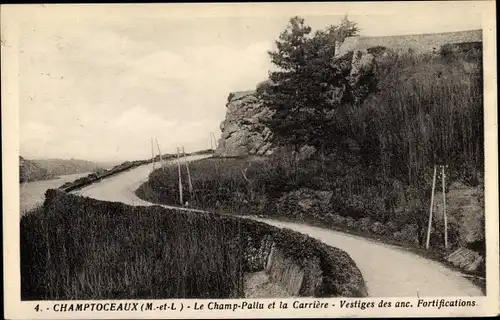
(30, 158), (108, 176)
(19, 156), (56, 183)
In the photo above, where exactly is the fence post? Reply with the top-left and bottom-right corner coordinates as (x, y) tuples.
(426, 165), (437, 249)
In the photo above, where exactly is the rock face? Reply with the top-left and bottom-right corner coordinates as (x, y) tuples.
(433, 181), (485, 246)
(215, 90), (275, 157)
(215, 50), (377, 157)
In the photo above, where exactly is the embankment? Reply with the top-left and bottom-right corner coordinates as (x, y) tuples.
(21, 189), (367, 300)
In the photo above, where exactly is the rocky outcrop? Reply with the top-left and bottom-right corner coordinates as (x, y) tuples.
(215, 50), (377, 157)
(215, 90), (275, 157)
(446, 247), (484, 274)
(432, 181), (485, 246)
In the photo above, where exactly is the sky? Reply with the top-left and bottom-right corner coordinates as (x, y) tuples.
(17, 3), (484, 162)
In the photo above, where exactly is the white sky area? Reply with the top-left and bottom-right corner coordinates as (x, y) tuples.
(18, 3), (483, 162)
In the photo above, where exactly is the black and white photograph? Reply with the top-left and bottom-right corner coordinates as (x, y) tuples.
(2, 2), (498, 319)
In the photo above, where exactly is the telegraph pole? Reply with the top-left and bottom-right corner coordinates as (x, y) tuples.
(176, 147), (183, 205)
(151, 137), (155, 171)
(155, 138), (165, 171)
(182, 146), (193, 194)
(211, 132), (218, 151)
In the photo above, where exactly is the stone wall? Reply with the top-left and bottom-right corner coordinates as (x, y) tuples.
(337, 29), (482, 56)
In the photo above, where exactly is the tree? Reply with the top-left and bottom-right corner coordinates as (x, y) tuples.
(258, 16), (360, 153)
(330, 15), (360, 46)
(258, 16), (313, 152)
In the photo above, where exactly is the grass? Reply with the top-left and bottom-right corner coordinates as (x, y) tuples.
(21, 190), (245, 300)
(21, 189), (367, 300)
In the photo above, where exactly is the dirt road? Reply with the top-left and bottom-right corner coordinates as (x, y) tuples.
(74, 156), (482, 297)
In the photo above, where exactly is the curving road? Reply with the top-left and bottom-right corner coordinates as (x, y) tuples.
(74, 155), (482, 297)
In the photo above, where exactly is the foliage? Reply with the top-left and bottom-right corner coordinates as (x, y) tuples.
(258, 16), (360, 151)
(329, 15), (360, 45)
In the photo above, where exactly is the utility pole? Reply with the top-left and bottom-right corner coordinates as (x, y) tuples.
(155, 138), (165, 171)
(426, 165), (437, 249)
(176, 147), (183, 205)
(182, 146), (193, 194)
(211, 132), (218, 151)
(442, 165), (448, 249)
(151, 137), (155, 171)
(210, 133), (214, 150)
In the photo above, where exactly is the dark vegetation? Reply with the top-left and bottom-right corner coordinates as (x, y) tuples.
(259, 16), (483, 188)
(260, 16), (360, 152)
(21, 190), (366, 299)
(19, 156), (56, 183)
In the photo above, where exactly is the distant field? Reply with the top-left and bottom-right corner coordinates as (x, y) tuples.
(20, 172), (91, 213)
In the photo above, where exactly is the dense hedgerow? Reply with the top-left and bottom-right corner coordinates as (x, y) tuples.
(21, 190), (367, 300)
(21, 190), (244, 300)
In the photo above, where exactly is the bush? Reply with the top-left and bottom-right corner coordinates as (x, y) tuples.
(393, 224), (420, 245)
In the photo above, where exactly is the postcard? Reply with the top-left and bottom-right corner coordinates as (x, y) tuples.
(2, 2), (498, 319)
